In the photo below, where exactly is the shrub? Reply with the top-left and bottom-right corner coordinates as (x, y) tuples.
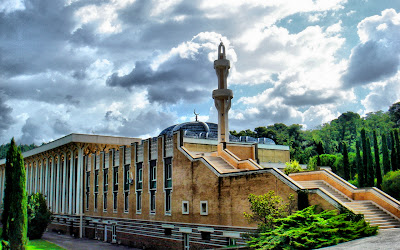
(27, 193), (52, 239)
(382, 170), (400, 200)
(243, 191), (295, 231)
(284, 160), (302, 175)
(247, 206), (378, 249)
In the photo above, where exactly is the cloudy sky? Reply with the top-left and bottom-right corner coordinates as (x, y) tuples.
(0, 0), (400, 145)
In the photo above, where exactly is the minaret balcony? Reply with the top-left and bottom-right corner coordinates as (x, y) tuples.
(212, 89), (233, 100)
(214, 59), (230, 69)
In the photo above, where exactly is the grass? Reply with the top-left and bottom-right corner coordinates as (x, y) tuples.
(0, 228), (65, 250)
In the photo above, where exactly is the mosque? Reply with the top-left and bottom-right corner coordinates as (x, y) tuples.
(0, 43), (399, 249)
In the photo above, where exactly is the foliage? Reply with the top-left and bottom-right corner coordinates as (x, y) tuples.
(390, 130), (398, 171)
(1, 138), (28, 249)
(381, 170), (400, 200)
(284, 160), (302, 175)
(244, 191), (295, 231)
(0, 143), (37, 160)
(342, 142), (350, 180)
(247, 206), (378, 250)
(27, 193), (52, 240)
(382, 133), (391, 174)
(373, 130), (383, 189)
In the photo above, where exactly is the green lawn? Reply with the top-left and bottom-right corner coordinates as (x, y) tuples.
(0, 228), (65, 250)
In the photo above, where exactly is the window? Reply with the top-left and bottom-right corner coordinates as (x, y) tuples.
(124, 164), (130, 191)
(113, 166), (119, 190)
(136, 162), (143, 213)
(94, 170), (99, 192)
(182, 201), (189, 215)
(103, 168), (108, 212)
(150, 190), (156, 213)
(164, 228), (172, 236)
(201, 232), (211, 241)
(136, 191), (142, 212)
(149, 160), (156, 214)
(94, 193), (98, 211)
(165, 190), (171, 214)
(85, 171), (90, 211)
(200, 201), (208, 215)
(136, 163), (143, 190)
(103, 193), (107, 211)
(113, 192), (117, 212)
(124, 192), (129, 212)
(164, 157), (172, 214)
(104, 169), (108, 192)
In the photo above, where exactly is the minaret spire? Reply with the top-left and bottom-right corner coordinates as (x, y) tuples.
(213, 41), (233, 143)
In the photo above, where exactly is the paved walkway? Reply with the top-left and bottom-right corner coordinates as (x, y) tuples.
(321, 229), (400, 250)
(42, 232), (140, 250)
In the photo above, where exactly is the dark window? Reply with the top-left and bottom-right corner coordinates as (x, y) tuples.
(150, 190), (156, 213)
(103, 193), (107, 211)
(201, 232), (211, 241)
(164, 228), (172, 236)
(165, 189), (171, 213)
(136, 191), (142, 211)
(136, 163), (143, 190)
(164, 157), (172, 189)
(113, 166), (118, 191)
(113, 192), (117, 211)
(103, 169), (108, 192)
(124, 164), (130, 191)
(94, 170), (99, 193)
(149, 160), (157, 190)
(124, 192), (129, 212)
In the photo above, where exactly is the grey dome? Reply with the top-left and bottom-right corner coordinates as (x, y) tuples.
(159, 121), (218, 137)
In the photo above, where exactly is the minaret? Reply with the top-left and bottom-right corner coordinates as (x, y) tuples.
(213, 42), (233, 143)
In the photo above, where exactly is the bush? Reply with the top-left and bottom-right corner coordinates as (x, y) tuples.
(247, 206), (378, 249)
(382, 170), (400, 200)
(284, 160), (302, 175)
(27, 193), (52, 239)
(244, 191), (295, 231)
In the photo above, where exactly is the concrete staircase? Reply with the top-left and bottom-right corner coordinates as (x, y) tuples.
(203, 155), (242, 173)
(297, 180), (400, 230)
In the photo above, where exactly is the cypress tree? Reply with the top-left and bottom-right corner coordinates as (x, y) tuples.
(356, 140), (364, 187)
(361, 129), (369, 185)
(2, 138), (28, 249)
(366, 138), (374, 186)
(382, 133), (391, 174)
(373, 130), (382, 189)
(391, 130), (398, 171)
(342, 142), (350, 180)
(395, 129), (400, 171)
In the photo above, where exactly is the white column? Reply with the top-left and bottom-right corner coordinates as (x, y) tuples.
(77, 147), (84, 238)
(29, 163), (33, 195)
(40, 160), (43, 193)
(69, 150), (74, 215)
(44, 158), (49, 201)
(49, 156), (55, 212)
(35, 160), (39, 193)
(55, 155), (61, 214)
(62, 152), (67, 214)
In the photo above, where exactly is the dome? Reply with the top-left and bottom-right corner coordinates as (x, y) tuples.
(159, 121), (218, 137)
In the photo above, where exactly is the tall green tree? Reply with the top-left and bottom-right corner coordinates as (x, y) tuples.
(366, 138), (375, 186)
(342, 142), (350, 180)
(395, 129), (400, 171)
(2, 138), (28, 249)
(356, 140), (365, 187)
(382, 133), (391, 174)
(373, 131), (382, 189)
(361, 129), (369, 185)
(389, 102), (400, 127)
(391, 130), (399, 171)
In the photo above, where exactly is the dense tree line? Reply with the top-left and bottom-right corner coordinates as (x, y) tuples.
(231, 102), (400, 187)
(0, 143), (37, 160)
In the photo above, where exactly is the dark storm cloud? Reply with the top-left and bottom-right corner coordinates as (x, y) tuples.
(272, 73), (339, 107)
(106, 47), (214, 104)
(0, 95), (14, 134)
(0, 0), (90, 77)
(341, 41), (399, 87)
